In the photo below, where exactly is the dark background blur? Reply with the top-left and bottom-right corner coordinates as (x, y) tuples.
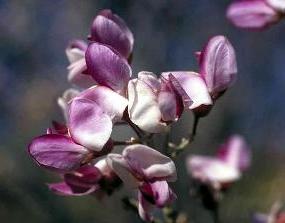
(0, 0), (285, 222)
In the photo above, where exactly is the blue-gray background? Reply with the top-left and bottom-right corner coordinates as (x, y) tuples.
(0, 0), (285, 222)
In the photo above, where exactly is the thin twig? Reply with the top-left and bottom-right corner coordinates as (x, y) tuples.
(128, 120), (145, 138)
(211, 205), (219, 223)
(164, 130), (170, 155)
(167, 114), (201, 158)
(189, 115), (200, 142)
(122, 110), (145, 139)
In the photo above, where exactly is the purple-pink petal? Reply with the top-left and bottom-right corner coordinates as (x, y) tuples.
(85, 42), (132, 94)
(199, 35), (237, 99)
(139, 181), (176, 207)
(48, 182), (98, 196)
(138, 190), (155, 222)
(28, 134), (90, 172)
(158, 79), (183, 122)
(77, 86), (128, 121)
(217, 135), (251, 172)
(226, 0), (280, 30)
(90, 9), (134, 59)
(162, 72), (212, 110)
(64, 165), (102, 188)
(69, 98), (113, 151)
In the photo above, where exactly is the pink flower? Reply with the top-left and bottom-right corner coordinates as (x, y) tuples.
(128, 72), (183, 133)
(48, 158), (121, 196)
(106, 144), (177, 221)
(161, 71), (212, 116)
(28, 123), (113, 173)
(187, 135), (250, 190)
(226, 0), (281, 30)
(162, 35), (237, 117)
(90, 9), (134, 60)
(198, 35), (237, 100)
(68, 85), (128, 150)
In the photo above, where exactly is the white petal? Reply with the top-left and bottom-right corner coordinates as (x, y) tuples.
(106, 153), (140, 188)
(57, 88), (80, 120)
(123, 144), (177, 182)
(128, 78), (168, 133)
(187, 155), (240, 186)
(267, 0), (285, 12)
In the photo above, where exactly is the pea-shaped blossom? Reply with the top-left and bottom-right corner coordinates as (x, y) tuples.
(162, 35), (237, 117)
(198, 35), (237, 100)
(90, 9), (134, 59)
(66, 40), (95, 88)
(128, 72), (183, 133)
(161, 71), (212, 116)
(85, 42), (132, 95)
(68, 85), (128, 151)
(49, 158), (121, 196)
(187, 135), (251, 190)
(226, 0), (281, 30)
(106, 144), (177, 221)
(28, 121), (113, 173)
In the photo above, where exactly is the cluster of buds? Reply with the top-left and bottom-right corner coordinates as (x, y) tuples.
(27, 9), (243, 222)
(227, 0), (285, 30)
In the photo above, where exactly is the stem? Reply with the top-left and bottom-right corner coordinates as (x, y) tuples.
(167, 115), (201, 158)
(128, 120), (144, 138)
(189, 115), (200, 142)
(164, 130), (170, 155)
(211, 205), (219, 223)
(122, 110), (145, 139)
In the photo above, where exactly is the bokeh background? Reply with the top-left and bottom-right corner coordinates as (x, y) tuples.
(0, 0), (285, 222)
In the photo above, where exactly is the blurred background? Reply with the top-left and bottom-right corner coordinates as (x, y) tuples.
(0, 0), (285, 222)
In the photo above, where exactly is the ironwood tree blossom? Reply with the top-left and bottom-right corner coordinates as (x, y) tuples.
(27, 9), (250, 222)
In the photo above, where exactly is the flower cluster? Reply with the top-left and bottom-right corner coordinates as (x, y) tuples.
(27, 9), (245, 222)
(227, 0), (285, 30)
